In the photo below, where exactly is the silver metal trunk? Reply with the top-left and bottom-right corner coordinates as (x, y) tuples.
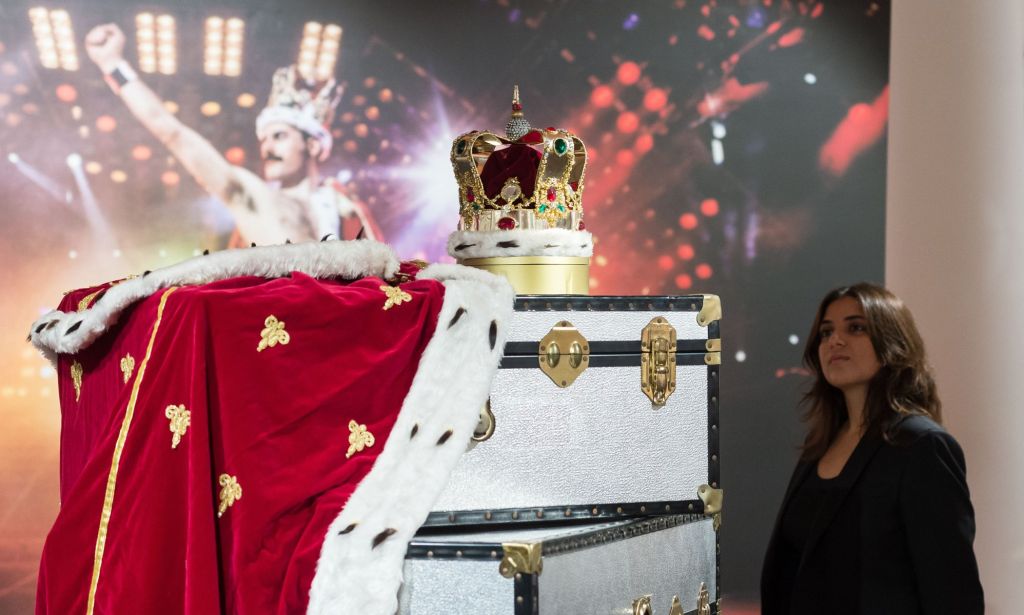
(400, 516), (719, 615)
(426, 295), (722, 527)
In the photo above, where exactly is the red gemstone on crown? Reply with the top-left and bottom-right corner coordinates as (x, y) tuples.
(546, 187), (556, 202)
(512, 103), (522, 111)
(466, 188), (475, 202)
(578, 220), (586, 231)
(497, 217), (517, 230)
(570, 181), (579, 192)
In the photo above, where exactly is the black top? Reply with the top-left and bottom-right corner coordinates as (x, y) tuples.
(761, 415), (984, 615)
(777, 460), (855, 614)
(782, 471), (844, 555)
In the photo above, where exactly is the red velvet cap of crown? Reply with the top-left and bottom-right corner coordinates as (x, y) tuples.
(479, 130), (544, 200)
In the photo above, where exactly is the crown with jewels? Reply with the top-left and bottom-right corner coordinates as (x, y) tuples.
(451, 86), (588, 232)
(256, 65), (342, 160)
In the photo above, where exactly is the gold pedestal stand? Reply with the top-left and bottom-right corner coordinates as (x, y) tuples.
(459, 256), (590, 295)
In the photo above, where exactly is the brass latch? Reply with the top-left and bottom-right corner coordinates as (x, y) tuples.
(641, 317), (677, 405)
(539, 321), (589, 387)
(499, 542), (543, 578)
(698, 484), (724, 531)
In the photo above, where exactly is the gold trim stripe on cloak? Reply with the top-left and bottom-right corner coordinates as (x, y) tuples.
(86, 287), (178, 615)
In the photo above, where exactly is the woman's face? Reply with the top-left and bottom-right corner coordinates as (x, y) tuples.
(818, 296), (882, 393)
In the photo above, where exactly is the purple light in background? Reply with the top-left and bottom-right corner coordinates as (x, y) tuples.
(509, 9), (521, 23)
(745, 7), (766, 29)
(623, 13), (640, 30)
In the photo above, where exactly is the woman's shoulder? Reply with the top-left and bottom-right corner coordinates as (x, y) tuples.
(884, 413), (962, 451)
(885, 414), (966, 465)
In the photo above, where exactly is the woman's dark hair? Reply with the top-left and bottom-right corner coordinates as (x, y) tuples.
(800, 283), (941, 460)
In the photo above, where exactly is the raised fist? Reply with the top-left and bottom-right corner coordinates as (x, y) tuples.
(85, 24), (126, 73)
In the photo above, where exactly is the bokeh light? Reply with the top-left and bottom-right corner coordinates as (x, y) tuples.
(616, 61), (641, 86)
(96, 115), (117, 132)
(616, 111), (639, 134)
(55, 84), (77, 103)
(643, 88), (668, 112)
(700, 198), (719, 216)
(590, 84), (615, 108)
(225, 147), (245, 164)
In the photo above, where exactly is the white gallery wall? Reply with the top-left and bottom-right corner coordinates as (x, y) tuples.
(888, 0), (1024, 611)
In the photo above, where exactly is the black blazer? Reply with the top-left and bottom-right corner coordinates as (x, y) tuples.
(761, 415), (983, 614)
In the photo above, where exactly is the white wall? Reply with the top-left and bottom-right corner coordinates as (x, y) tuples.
(887, 0), (1024, 611)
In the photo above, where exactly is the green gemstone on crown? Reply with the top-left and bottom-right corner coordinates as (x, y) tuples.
(554, 138), (568, 156)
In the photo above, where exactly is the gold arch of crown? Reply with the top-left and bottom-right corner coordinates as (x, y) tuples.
(451, 128), (588, 232)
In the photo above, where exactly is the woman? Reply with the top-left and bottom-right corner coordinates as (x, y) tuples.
(761, 283), (984, 614)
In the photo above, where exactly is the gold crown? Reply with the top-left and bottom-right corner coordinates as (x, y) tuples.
(266, 65), (342, 126)
(451, 86), (588, 232)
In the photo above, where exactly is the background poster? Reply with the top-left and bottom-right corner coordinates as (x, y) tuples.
(0, 0), (889, 609)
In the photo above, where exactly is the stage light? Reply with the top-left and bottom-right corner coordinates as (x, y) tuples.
(201, 101), (221, 116)
(31, 7), (79, 71)
(205, 16), (245, 76)
(66, 153), (82, 168)
(236, 93), (255, 108)
(804, 73), (817, 85)
(789, 334), (800, 345)
(711, 120), (726, 139)
(735, 350), (747, 363)
(298, 21), (342, 81)
(711, 139), (724, 165)
(136, 12), (176, 74)
(8, 152), (19, 164)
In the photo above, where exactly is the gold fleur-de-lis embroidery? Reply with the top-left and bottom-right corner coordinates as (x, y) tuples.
(380, 285), (412, 311)
(164, 404), (191, 449)
(257, 315), (290, 352)
(77, 289), (103, 312)
(346, 420), (376, 458)
(70, 361), (83, 402)
(217, 474), (242, 518)
(120, 354), (135, 383)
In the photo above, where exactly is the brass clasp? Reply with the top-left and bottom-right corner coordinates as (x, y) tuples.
(632, 595), (653, 615)
(538, 321), (589, 387)
(641, 317), (677, 405)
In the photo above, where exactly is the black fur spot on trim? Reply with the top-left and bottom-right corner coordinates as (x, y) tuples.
(410, 423), (419, 439)
(250, 242), (257, 247)
(448, 307), (466, 328)
(285, 239), (292, 244)
(497, 241), (519, 249)
(321, 234), (333, 242)
(372, 528), (397, 549)
(143, 270), (151, 277)
(337, 522), (358, 535)
(356, 226), (367, 240)
(45, 320), (59, 330)
(544, 244), (559, 248)
(65, 321), (83, 335)
(34, 323), (46, 334)
(489, 321), (498, 350)
(203, 249), (210, 255)
(454, 243), (476, 251)
(437, 429), (454, 445)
